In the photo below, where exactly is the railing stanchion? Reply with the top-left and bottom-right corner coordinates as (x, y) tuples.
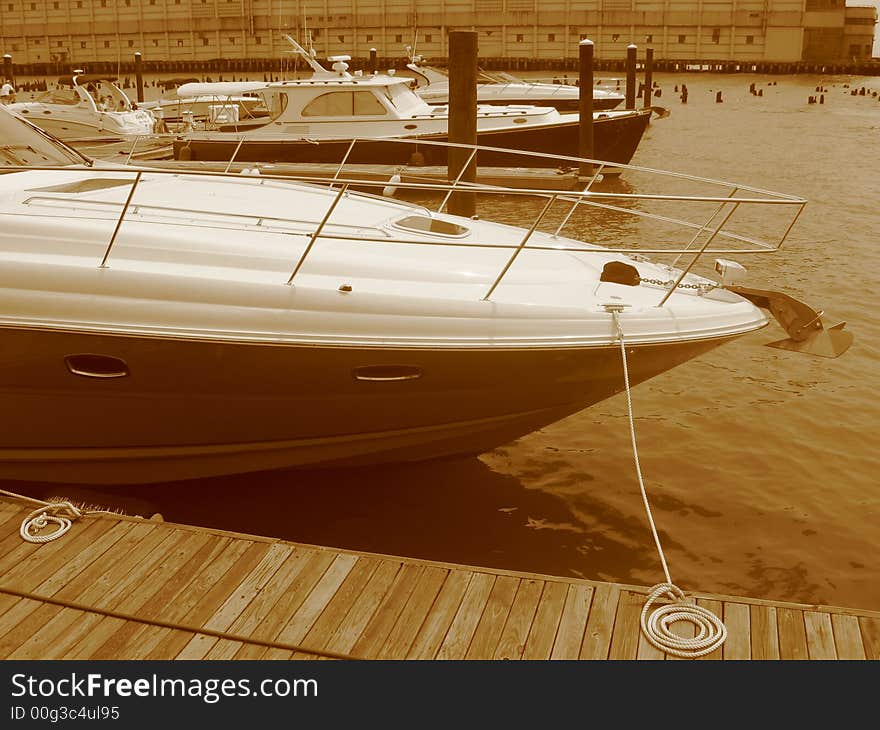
(99, 171), (143, 269)
(482, 194), (558, 301)
(438, 146), (478, 213)
(331, 138), (358, 187)
(286, 183), (349, 286)
(554, 163), (605, 237)
(658, 201), (741, 307)
(124, 135), (141, 166)
(224, 137), (246, 173)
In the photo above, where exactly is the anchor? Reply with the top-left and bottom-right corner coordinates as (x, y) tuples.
(727, 285), (852, 358)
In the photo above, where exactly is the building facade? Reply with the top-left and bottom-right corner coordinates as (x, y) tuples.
(0, 1), (876, 68)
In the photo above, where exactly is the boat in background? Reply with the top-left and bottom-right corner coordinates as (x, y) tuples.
(138, 76), (269, 126)
(7, 73), (156, 142)
(0, 103), (850, 484)
(405, 52), (625, 112)
(170, 50), (650, 167)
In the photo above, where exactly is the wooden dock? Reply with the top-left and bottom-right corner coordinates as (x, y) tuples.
(0, 496), (877, 661)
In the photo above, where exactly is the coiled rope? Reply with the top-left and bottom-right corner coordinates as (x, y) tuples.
(0, 488), (122, 544)
(610, 310), (727, 658)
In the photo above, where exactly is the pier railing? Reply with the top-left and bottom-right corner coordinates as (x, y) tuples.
(1, 137), (806, 301)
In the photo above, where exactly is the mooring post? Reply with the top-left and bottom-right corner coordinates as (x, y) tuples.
(368, 48), (377, 75)
(643, 47), (654, 108)
(2, 54), (11, 87)
(625, 43), (637, 109)
(447, 30), (478, 218)
(134, 52), (144, 103)
(578, 39), (594, 178)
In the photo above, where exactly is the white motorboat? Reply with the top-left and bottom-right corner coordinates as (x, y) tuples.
(8, 73), (156, 141)
(405, 54), (625, 112)
(0, 105), (850, 484)
(171, 36), (650, 167)
(138, 76), (269, 126)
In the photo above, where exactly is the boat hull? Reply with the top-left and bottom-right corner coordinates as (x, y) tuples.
(1, 323), (735, 484)
(172, 111), (651, 168)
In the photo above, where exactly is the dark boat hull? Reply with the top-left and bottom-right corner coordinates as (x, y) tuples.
(172, 110), (651, 169)
(0, 322), (732, 484)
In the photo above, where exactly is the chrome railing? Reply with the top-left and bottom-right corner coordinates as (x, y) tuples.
(1, 137), (806, 303)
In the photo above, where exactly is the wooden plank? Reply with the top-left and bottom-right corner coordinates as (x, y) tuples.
(320, 559), (401, 656)
(6, 606), (88, 660)
(406, 570), (472, 660)
(272, 553), (360, 650)
(608, 590), (642, 660)
(177, 542), (294, 659)
(749, 605), (780, 660)
(352, 563), (424, 659)
(296, 556), (382, 655)
(204, 639), (245, 660)
(858, 617), (880, 660)
(636, 630), (666, 660)
(88, 536), (232, 660)
(831, 614), (866, 660)
(435, 572), (495, 660)
(233, 549), (341, 659)
(68, 531), (215, 660)
(521, 581), (568, 660)
(550, 584), (594, 660)
(722, 602), (751, 660)
(804, 612), (837, 660)
(376, 566), (448, 660)
(465, 575), (520, 660)
(695, 599), (724, 660)
(493, 578), (543, 660)
(777, 607), (809, 660)
(579, 583), (620, 660)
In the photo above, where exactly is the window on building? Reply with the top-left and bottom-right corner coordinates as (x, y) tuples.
(6, 2), (12, 9)
(100, 0), (106, 6)
(128, 40), (134, 47)
(75, 1), (81, 7)
(425, 34), (432, 43)
(338, 35), (345, 43)
(395, 34), (402, 43)
(366, 34), (373, 42)
(646, 34), (653, 43)
(746, 35), (754, 45)
(56, 40), (62, 47)
(228, 37), (236, 44)
(712, 28), (720, 43)
(202, 38), (209, 46)
(152, 39), (159, 47)
(177, 39), (184, 46)
(104, 41), (110, 48)
(255, 37), (262, 45)
(125, 0), (130, 5)
(29, 1), (35, 7)
(516, 34), (524, 43)
(612, 34), (620, 42)
(53, 1), (58, 7)
(548, 34), (555, 42)
(80, 41), (87, 48)
(678, 34), (686, 44)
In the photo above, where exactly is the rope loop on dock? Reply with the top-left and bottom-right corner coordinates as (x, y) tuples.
(19, 501), (83, 544)
(640, 582), (727, 658)
(609, 308), (728, 659)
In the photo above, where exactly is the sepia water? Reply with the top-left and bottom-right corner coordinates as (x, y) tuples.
(7, 71), (880, 612)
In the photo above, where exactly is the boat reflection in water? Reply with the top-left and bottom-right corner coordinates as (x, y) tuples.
(0, 104), (850, 485)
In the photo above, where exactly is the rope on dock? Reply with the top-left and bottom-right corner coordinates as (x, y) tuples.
(0, 488), (123, 544)
(610, 309), (727, 659)
(0, 582), (357, 660)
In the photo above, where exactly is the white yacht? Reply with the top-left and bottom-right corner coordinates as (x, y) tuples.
(8, 73), (155, 141)
(171, 47), (650, 167)
(406, 55), (625, 112)
(0, 104), (850, 484)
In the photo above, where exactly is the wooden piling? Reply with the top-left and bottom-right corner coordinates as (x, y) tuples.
(447, 30), (478, 218)
(134, 52), (144, 103)
(578, 39), (594, 178)
(643, 47), (653, 108)
(368, 48), (377, 75)
(625, 44), (637, 110)
(2, 54), (12, 86)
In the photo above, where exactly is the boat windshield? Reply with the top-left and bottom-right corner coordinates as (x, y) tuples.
(0, 105), (91, 166)
(30, 88), (83, 106)
(80, 79), (132, 112)
(383, 82), (426, 115)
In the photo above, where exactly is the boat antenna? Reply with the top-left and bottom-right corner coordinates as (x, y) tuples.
(283, 33), (326, 76)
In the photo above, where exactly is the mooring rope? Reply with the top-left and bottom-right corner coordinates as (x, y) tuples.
(0, 488), (125, 544)
(610, 310), (727, 658)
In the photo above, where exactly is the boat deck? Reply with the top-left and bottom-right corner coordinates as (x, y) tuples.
(0, 496), (877, 660)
